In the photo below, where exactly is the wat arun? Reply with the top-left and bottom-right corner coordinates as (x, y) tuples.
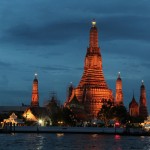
(65, 20), (114, 118)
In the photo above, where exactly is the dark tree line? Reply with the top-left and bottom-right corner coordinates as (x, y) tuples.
(97, 100), (128, 126)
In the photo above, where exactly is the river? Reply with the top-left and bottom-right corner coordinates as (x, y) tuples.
(0, 133), (149, 150)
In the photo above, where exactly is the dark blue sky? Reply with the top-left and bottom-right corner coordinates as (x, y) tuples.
(0, 0), (150, 111)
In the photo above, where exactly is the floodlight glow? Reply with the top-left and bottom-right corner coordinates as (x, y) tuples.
(38, 119), (42, 124)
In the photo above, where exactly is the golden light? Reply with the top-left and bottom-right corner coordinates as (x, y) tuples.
(92, 20), (96, 27)
(57, 133), (64, 137)
(58, 121), (63, 126)
(38, 119), (43, 124)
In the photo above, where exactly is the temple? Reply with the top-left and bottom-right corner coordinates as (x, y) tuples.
(129, 94), (139, 117)
(31, 73), (39, 107)
(139, 80), (148, 119)
(115, 72), (123, 105)
(65, 20), (114, 118)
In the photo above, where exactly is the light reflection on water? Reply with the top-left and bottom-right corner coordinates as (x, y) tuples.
(115, 134), (121, 140)
(56, 133), (64, 137)
(0, 133), (150, 150)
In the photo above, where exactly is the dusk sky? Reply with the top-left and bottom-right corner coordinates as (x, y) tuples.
(0, 0), (150, 111)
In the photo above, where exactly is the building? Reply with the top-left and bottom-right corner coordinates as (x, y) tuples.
(31, 73), (39, 107)
(44, 94), (60, 115)
(129, 94), (139, 117)
(115, 72), (123, 105)
(139, 80), (148, 119)
(65, 20), (114, 118)
(23, 74), (52, 126)
(142, 116), (150, 131)
(2, 112), (24, 126)
(65, 94), (87, 121)
(22, 107), (51, 126)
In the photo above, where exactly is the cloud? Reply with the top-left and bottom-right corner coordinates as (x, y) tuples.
(96, 15), (150, 43)
(0, 75), (9, 88)
(0, 0), (150, 108)
(0, 60), (12, 69)
(1, 0), (150, 49)
(0, 20), (87, 46)
(0, 89), (30, 105)
(38, 65), (71, 72)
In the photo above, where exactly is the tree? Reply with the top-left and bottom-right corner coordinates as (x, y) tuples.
(45, 96), (61, 126)
(97, 100), (114, 126)
(62, 107), (76, 126)
(111, 105), (128, 124)
(97, 100), (128, 126)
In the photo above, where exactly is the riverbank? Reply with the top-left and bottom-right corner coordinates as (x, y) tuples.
(1, 126), (150, 136)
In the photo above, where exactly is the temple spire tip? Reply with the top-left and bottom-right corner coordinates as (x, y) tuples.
(92, 19), (96, 27)
(34, 73), (38, 78)
(118, 71), (121, 78)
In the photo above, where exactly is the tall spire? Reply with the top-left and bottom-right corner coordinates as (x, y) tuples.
(89, 19), (99, 49)
(118, 72), (120, 78)
(31, 73), (39, 107)
(140, 80), (146, 106)
(35, 73), (37, 78)
(132, 90), (135, 99)
(139, 80), (148, 119)
(68, 20), (114, 118)
(115, 72), (123, 105)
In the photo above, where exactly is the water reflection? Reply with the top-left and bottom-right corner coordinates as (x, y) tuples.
(11, 133), (15, 136)
(56, 133), (64, 137)
(0, 134), (150, 150)
(36, 134), (45, 150)
(115, 135), (121, 140)
(91, 134), (98, 138)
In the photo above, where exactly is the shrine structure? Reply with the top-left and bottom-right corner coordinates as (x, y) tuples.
(65, 20), (114, 118)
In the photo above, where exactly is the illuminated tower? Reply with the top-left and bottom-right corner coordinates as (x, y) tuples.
(66, 20), (114, 118)
(139, 80), (148, 119)
(129, 93), (139, 117)
(115, 72), (123, 105)
(31, 73), (39, 107)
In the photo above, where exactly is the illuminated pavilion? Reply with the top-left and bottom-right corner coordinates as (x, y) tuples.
(65, 20), (114, 118)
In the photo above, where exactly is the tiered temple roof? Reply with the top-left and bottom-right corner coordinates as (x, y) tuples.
(67, 20), (114, 118)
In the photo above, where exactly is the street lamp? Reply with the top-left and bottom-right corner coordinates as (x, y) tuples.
(38, 119), (43, 126)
